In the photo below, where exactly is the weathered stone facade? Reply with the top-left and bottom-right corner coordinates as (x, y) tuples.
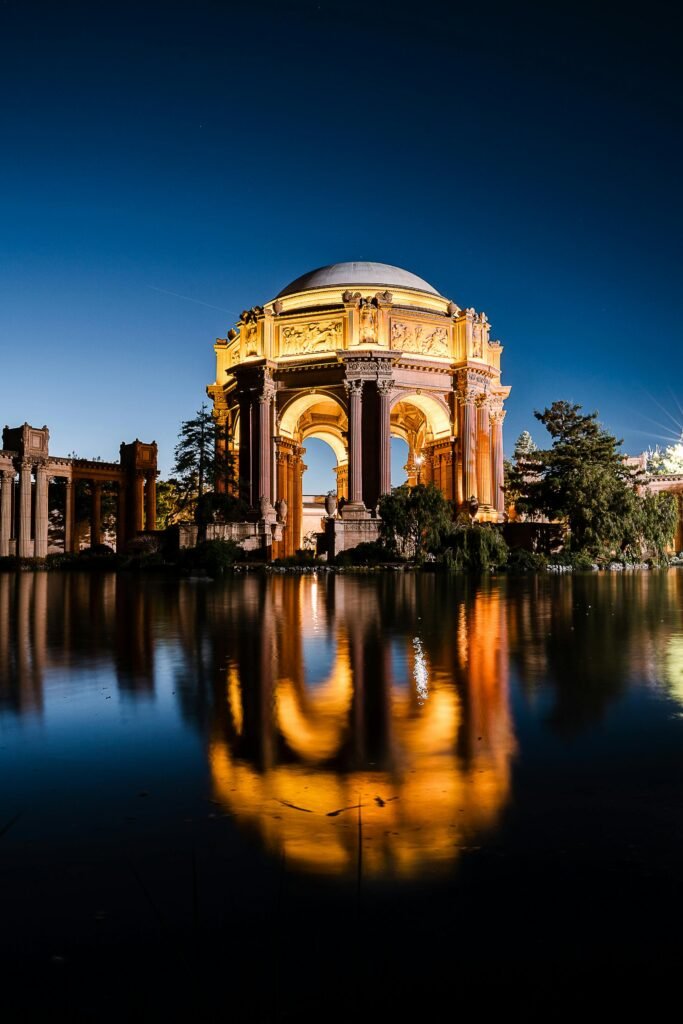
(0, 423), (158, 557)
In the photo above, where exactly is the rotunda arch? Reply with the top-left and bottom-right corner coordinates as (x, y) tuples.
(275, 390), (348, 556)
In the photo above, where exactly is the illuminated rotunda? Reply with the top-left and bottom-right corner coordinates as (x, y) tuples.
(208, 262), (510, 556)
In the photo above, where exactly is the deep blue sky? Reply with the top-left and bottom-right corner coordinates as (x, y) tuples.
(1, 1), (681, 490)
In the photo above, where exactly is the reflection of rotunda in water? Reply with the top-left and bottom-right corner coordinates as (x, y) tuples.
(209, 575), (516, 878)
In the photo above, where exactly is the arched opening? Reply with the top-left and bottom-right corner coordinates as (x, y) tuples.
(276, 391), (348, 556)
(391, 392), (455, 496)
(391, 436), (409, 487)
(301, 435), (342, 551)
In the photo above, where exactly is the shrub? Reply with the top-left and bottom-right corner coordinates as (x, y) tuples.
(506, 548), (548, 573)
(333, 541), (395, 566)
(441, 524), (509, 572)
(124, 534), (160, 556)
(273, 548), (318, 567)
(179, 538), (244, 576)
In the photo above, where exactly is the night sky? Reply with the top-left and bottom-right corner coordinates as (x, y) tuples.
(1, 1), (681, 489)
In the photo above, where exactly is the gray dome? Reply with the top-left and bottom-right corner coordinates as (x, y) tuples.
(276, 262), (441, 298)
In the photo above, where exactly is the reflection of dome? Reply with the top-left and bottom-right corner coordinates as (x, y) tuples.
(276, 262), (442, 298)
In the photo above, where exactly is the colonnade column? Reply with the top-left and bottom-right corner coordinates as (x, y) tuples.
(134, 471), (145, 533)
(457, 384), (478, 505)
(258, 384), (274, 511)
(116, 483), (126, 551)
(345, 379), (365, 509)
(293, 449), (305, 552)
(476, 394), (492, 508)
(65, 480), (76, 553)
(378, 379), (393, 496)
(490, 404), (506, 516)
(144, 472), (157, 530)
(0, 469), (13, 556)
(34, 463), (49, 558)
(17, 459), (33, 558)
(91, 481), (102, 547)
(274, 445), (288, 557)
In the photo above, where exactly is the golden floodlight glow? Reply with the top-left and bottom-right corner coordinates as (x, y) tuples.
(208, 579), (516, 879)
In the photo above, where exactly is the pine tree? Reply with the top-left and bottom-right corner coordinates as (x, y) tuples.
(172, 404), (234, 526)
(513, 430), (537, 461)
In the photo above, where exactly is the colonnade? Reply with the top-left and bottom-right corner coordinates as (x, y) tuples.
(417, 383), (506, 515)
(231, 363), (507, 555)
(0, 461), (53, 558)
(0, 427), (159, 558)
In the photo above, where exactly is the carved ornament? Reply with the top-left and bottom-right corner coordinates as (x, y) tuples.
(344, 379), (364, 397)
(280, 319), (343, 355)
(391, 320), (450, 357)
(359, 297), (378, 345)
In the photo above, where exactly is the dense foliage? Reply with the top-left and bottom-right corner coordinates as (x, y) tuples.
(378, 484), (453, 559)
(441, 523), (509, 572)
(163, 404), (236, 527)
(519, 401), (678, 558)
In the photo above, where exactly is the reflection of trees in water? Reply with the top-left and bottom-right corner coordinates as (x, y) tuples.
(506, 572), (683, 735)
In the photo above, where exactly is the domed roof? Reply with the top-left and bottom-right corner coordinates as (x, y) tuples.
(276, 262), (441, 298)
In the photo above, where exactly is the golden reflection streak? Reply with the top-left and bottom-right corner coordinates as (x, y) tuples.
(209, 580), (516, 879)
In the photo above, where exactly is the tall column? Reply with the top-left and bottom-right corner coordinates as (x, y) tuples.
(116, 483), (126, 551)
(258, 386), (274, 510)
(344, 378), (365, 509)
(17, 460), (33, 558)
(378, 379), (393, 496)
(476, 394), (492, 507)
(133, 471), (145, 533)
(65, 480), (76, 553)
(286, 453), (295, 555)
(34, 463), (49, 558)
(457, 380), (478, 505)
(490, 405), (506, 517)
(91, 481), (102, 547)
(293, 449), (305, 552)
(144, 472), (157, 530)
(237, 392), (253, 506)
(273, 444), (288, 560)
(0, 469), (13, 556)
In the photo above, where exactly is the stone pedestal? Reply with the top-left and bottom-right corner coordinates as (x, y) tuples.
(325, 514), (381, 557)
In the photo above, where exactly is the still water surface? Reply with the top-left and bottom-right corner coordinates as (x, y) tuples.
(2, 570), (683, 1019)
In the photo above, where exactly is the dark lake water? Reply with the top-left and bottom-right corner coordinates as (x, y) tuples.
(2, 569), (683, 1020)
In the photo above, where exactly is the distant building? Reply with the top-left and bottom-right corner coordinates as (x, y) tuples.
(0, 423), (158, 557)
(626, 452), (683, 551)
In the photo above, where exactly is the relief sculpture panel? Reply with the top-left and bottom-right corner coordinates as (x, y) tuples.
(391, 319), (450, 357)
(280, 319), (344, 355)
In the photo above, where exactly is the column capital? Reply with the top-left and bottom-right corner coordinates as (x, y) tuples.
(377, 378), (394, 397)
(454, 368), (490, 403)
(1, 467), (14, 480)
(489, 397), (506, 423)
(344, 378), (364, 397)
(257, 365), (276, 400)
